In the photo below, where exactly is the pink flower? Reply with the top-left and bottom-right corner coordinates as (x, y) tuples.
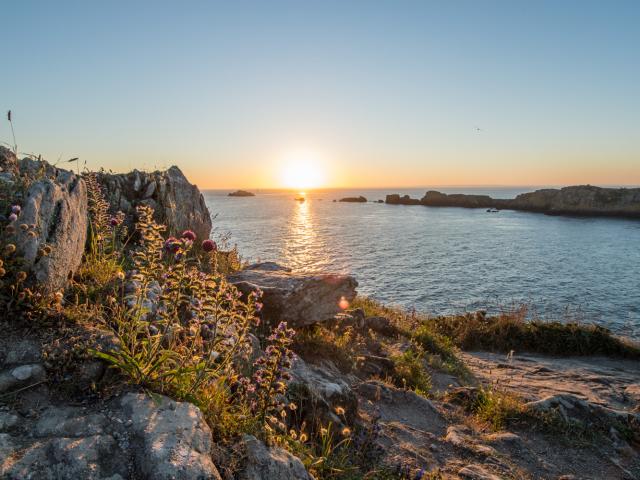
(109, 217), (119, 227)
(11, 205), (21, 214)
(8, 213), (17, 222)
(202, 239), (217, 252)
(181, 230), (196, 241)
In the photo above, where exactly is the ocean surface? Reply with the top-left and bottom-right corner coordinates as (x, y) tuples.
(203, 188), (640, 338)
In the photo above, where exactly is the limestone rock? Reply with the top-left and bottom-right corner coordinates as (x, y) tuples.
(98, 166), (212, 240)
(116, 392), (221, 480)
(289, 355), (357, 426)
(228, 262), (358, 328)
(11, 160), (88, 292)
(238, 434), (312, 480)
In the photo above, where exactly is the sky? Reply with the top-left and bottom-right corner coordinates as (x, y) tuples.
(1, 0), (639, 189)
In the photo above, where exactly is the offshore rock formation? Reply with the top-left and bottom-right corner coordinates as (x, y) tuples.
(385, 185), (640, 218)
(228, 262), (358, 328)
(339, 196), (367, 203)
(228, 190), (255, 197)
(98, 166), (212, 240)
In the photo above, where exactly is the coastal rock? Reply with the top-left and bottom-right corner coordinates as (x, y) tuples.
(9, 158), (88, 292)
(421, 191), (496, 208)
(98, 166), (212, 240)
(116, 392), (221, 479)
(228, 262), (358, 328)
(385, 194), (421, 205)
(228, 190), (255, 197)
(339, 196), (367, 203)
(238, 434), (312, 480)
(289, 355), (358, 426)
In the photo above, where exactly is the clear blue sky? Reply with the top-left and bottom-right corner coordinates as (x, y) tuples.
(2, 0), (639, 188)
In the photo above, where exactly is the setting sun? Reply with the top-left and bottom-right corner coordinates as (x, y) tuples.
(279, 151), (327, 190)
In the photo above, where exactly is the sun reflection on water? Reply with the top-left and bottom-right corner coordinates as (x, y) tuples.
(282, 197), (328, 272)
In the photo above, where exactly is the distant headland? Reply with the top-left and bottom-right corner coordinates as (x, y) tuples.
(385, 185), (640, 218)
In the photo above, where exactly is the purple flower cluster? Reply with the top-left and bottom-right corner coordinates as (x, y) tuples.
(181, 230), (196, 241)
(202, 239), (217, 252)
(8, 205), (21, 222)
(243, 322), (295, 419)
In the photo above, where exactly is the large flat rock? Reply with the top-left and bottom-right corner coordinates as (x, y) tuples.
(228, 262), (358, 327)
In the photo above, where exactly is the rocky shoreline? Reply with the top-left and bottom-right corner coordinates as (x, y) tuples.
(1, 147), (639, 479)
(385, 185), (640, 218)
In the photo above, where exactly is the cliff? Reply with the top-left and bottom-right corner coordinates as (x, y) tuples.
(385, 185), (640, 218)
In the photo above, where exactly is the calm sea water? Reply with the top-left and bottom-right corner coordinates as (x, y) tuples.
(203, 188), (640, 337)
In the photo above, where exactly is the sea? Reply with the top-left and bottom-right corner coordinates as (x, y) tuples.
(203, 187), (640, 338)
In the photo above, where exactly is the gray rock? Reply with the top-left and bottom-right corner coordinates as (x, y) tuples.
(289, 355), (357, 426)
(238, 434), (312, 480)
(3, 339), (42, 365)
(98, 166), (212, 241)
(0, 364), (46, 394)
(0, 412), (20, 431)
(117, 392), (221, 479)
(458, 464), (502, 480)
(34, 406), (108, 438)
(13, 161), (88, 292)
(1, 434), (129, 480)
(228, 262), (358, 328)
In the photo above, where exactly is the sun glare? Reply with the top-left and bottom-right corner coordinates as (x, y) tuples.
(280, 151), (327, 190)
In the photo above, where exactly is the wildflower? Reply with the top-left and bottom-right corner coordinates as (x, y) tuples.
(164, 237), (181, 254)
(335, 406), (345, 416)
(299, 433), (308, 442)
(201, 239), (217, 252)
(3, 244), (16, 255)
(414, 468), (425, 480)
(8, 213), (17, 222)
(0, 268), (5, 277)
(320, 427), (328, 436)
(43, 245), (53, 255)
(27, 231), (36, 238)
(17, 292), (26, 301)
(11, 205), (21, 214)
(54, 291), (64, 303)
(280, 409), (287, 419)
(16, 271), (28, 282)
(5, 225), (16, 234)
(341, 427), (352, 436)
(116, 271), (125, 281)
(19, 224), (28, 231)
(181, 230), (196, 241)
(288, 402), (297, 411)
(289, 430), (297, 440)
(109, 217), (119, 227)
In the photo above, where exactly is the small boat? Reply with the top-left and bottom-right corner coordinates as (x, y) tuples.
(294, 197), (306, 202)
(486, 208), (499, 213)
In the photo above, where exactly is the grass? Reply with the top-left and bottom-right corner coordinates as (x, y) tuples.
(428, 307), (640, 358)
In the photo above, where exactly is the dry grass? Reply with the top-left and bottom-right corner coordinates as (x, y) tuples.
(429, 307), (640, 358)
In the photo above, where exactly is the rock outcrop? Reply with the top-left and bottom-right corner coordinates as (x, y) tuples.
(384, 185), (640, 218)
(228, 262), (358, 328)
(1, 148), (88, 292)
(98, 166), (212, 240)
(228, 190), (255, 197)
(339, 196), (367, 203)
(238, 435), (312, 480)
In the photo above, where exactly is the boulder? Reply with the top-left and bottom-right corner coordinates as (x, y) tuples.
(288, 355), (358, 427)
(228, 263), (358, 328)
(385, 194), (421, 205)
(116, 392), (221, 480)
(10, 158), (88, 292)
(238, 434), (312, 480)
(98, 166), (212, 240)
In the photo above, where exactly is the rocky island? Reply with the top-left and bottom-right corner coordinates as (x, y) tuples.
(228, 189), (255, 197)
(1, 145), (639, 479)
(339, 195), (367, 203)
(386, 186), (640, 218)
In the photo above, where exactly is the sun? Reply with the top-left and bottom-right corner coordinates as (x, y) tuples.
(279, 150), (327, 190)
